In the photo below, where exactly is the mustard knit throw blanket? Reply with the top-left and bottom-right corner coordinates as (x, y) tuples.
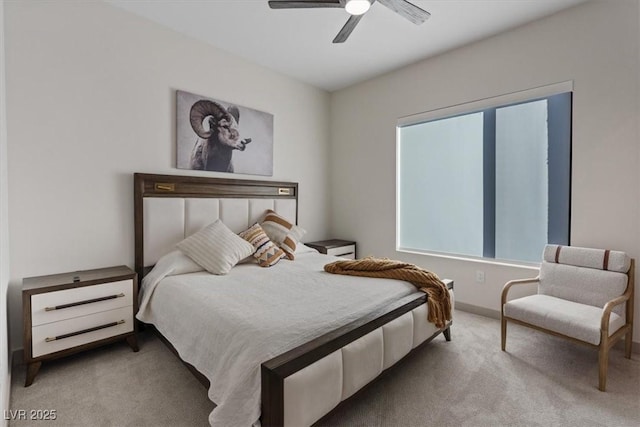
(324, 257), (452, 328)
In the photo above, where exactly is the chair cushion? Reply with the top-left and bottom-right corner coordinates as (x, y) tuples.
(543, 244), (630, 273)
(504, 294), (625, 345)
(539, 262), (628, 316)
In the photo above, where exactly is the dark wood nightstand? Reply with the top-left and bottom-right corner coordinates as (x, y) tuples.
(306, 239), (357, 259)
(22, 265), (138, 386)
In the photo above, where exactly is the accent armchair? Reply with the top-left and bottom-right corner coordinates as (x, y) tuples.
(501, 245), (635, 391)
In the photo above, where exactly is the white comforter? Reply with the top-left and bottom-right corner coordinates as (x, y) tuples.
(137, 250), (417, 427)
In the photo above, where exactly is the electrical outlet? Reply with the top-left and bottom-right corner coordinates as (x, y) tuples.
(476, 270), (485, 283)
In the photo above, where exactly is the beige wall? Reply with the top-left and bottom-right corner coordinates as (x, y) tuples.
(1, 0), (11, 422)
(4, 0), (331, 350)
(330, 1), (640, 341)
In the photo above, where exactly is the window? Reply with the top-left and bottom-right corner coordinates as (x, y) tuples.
(397, 84), (572, 264)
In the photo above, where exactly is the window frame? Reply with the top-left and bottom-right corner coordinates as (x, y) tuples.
(396, 81), (573, 266)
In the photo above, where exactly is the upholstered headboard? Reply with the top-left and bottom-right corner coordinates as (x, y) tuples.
(134, 173), (298, 281)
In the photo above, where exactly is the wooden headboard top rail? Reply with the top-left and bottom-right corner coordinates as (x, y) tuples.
(133, 173), (299, 282)
(134, 173), (298, 198)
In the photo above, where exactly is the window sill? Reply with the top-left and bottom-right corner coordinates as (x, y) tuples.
(396, 247), (540, 271)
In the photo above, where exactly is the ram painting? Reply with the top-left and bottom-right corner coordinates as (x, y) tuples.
(176, 90), (273, 176)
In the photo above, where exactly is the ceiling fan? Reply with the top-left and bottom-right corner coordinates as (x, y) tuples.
(268, 0), (431, 43)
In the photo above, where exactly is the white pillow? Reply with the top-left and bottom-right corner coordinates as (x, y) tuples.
(161, 250), (204, 276)
(176, 219), (254, 275)
(141, 250), (204, 293)
(295, 243), (319, 255)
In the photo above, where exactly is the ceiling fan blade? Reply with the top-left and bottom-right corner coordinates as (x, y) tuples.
(377, 0), (430, 25)
(268, 0), (342, 9)
(333, 14), (363, 43)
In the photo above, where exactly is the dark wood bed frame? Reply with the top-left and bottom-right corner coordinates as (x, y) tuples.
(134, 172), (452, 427)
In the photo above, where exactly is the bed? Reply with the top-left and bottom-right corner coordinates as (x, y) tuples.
(133, 173), (454, 427)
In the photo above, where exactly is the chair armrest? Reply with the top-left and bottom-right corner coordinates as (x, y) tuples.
(501, 277), (540, 308)
(601, 291), (632, 334)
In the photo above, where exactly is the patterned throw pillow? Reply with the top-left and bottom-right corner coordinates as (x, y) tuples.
(260, 209), (306, 260)
(239, 223), (286, 267)
(176, 219), (254, 275)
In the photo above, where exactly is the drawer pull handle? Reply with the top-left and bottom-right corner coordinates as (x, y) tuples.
(45, 320), (125, 342)
(45, 293), (126, 311)
(336, 252), (354, 257)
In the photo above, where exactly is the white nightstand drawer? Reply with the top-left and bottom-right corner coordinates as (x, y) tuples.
(31, 279), (133, 326)
(326, 245), (356, 258)
(31, 306), (133, 358)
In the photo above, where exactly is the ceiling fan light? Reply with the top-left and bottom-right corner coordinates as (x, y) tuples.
(345, 0), (371, 16)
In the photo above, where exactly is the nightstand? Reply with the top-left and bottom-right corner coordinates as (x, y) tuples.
(306, 239), (357, 259)
(22, 265), (138, 386)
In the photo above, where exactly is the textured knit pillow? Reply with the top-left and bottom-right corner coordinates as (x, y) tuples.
(176, 219), (254, 275)
(239, 223), (286, 267)
(260, 209), (306, 260)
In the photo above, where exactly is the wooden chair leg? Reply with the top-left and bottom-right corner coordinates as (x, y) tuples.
(598, 345), (609, 392)
(625, 330), (633, 359)
(501, 317), (507, 351)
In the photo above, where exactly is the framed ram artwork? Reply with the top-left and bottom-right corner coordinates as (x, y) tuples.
(176, 90), (274, 176)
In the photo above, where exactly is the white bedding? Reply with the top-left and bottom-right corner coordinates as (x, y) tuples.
(137, 250), (418, 427)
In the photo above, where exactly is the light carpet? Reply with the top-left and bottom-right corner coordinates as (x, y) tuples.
(9, 310), (640, 426)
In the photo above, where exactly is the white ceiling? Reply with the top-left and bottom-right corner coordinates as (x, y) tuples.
(106, 0), (588, 92)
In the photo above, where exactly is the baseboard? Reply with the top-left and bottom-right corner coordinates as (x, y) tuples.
(455, 302), (640, 354)
(456, 302), (501, 320)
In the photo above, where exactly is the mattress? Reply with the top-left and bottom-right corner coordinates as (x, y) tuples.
(137, 250), (419, 427)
